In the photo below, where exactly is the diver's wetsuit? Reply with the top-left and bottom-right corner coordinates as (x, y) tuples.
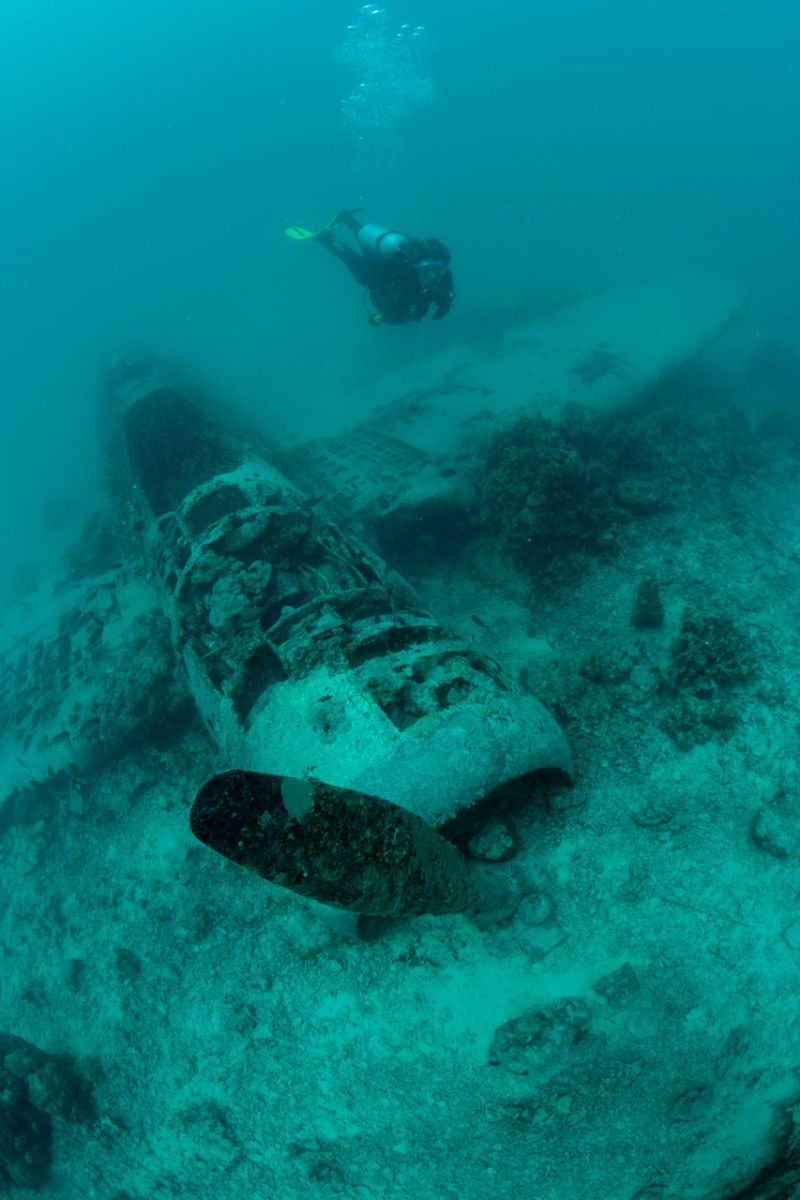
(317, 214), (454, 325)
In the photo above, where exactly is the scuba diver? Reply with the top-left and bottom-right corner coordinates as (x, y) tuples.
(286, 209), (454, 326)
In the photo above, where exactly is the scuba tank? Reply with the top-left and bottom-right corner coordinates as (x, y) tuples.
(357, 223), (413, 260)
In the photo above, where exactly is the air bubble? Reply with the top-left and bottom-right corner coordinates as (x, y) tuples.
(339, 4), (434, 166)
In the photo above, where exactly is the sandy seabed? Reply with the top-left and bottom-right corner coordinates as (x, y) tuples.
(3, 391), (800, 1200)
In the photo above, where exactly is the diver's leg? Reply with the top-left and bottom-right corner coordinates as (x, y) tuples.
(334, 208), (363, 235)
(316, 231), (371, 287)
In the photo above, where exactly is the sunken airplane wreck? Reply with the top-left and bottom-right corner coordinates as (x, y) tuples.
(0, 275), (743, 933)
(0, 359), (575, 936)
(112, 360), (572, 934)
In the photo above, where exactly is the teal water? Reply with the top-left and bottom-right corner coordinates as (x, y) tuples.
(1, 0), (797, 595)
(2, 4), (800, 1198)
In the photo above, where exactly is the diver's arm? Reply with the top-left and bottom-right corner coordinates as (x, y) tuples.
(432, 272), (454, 320)
(410, 294), (430, 321)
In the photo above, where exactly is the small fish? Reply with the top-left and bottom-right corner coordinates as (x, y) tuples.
(44, 730), (73, 748)
(470, 614), (489, 630)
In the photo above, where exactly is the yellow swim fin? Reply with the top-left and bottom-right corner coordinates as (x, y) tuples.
(285, 224), (316, 241)
(285, 214), (340, 241)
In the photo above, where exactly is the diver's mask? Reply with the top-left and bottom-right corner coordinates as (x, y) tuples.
(416, 259), (447, 289)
